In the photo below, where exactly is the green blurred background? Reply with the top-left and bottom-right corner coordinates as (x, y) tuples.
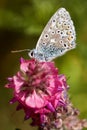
(0, 0), (87, 130)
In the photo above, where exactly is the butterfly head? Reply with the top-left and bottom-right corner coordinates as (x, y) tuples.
(28, 49), (46, 61)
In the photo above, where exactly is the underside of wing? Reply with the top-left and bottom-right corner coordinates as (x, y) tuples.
(35, 8), (76, 60)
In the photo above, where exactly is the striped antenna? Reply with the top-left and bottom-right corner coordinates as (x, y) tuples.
(11, 49), (31, 53)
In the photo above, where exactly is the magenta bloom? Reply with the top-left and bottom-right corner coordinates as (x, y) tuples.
(5, 58), (68, 125)
(5, 58), (87, 129)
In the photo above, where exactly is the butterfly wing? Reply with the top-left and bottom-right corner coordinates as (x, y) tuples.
(35, 8), (76, 61)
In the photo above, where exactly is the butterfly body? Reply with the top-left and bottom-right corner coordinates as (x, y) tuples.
(29, 8), (76, 61)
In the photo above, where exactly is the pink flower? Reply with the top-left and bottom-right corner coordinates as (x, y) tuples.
(5, 58), (68, 125)
(5, 58), (87, 129)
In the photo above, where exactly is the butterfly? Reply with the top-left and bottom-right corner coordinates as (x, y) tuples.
(12, 8), (76, 61)
(29, 8), (76, 61)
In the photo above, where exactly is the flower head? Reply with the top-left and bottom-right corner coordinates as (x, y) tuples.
(5, 58), (68, 125)
(5, 58), (87, 129)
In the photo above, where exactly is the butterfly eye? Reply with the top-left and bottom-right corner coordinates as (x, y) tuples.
(30, 51), (34, 57)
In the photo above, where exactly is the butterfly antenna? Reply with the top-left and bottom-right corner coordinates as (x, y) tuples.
(11, 49), (31, 53)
